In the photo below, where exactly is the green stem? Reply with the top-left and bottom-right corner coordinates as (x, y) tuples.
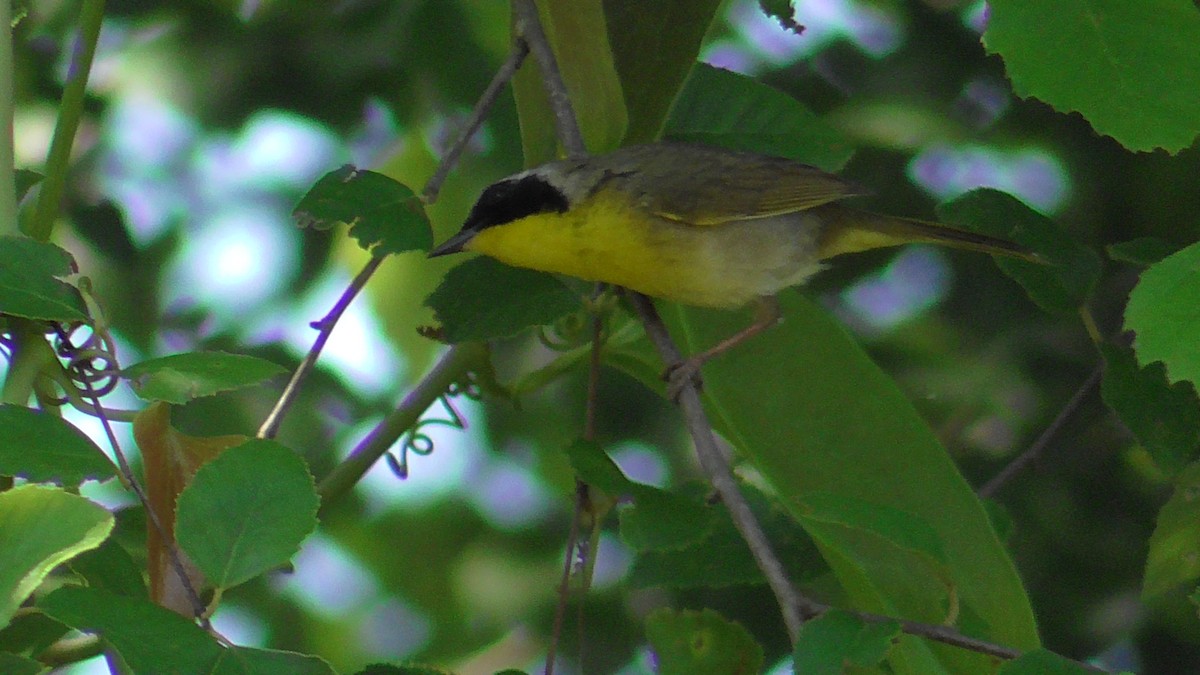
(25, 0), (106, 242)
(1, 321), (56, 492)
(1, 0), (15, 236)
(33, 633), (105, 667)
(316, 342), (487, 512)
(1, 321), (53, 406)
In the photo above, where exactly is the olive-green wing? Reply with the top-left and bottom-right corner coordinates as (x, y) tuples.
(625, 145), (869, 226)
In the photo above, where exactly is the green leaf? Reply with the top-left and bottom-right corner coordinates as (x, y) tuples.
(425, 257), (580, 343)
(1126, 241), (1200, 386)
(797, 494), (956, 629)
(1107, 237), (1178, 266)
(603, 0), (722, 144)
(121, 351), (286, 404)
(0, 611), (68, 656)
(0, 235), (87, 321)
(566, 441), (715, 551)
(511, 0), (628, 161)
(0, 405), (118, 484)
(294, 165), (433, 256)
(665, 64), (855, 172)
(15, 169), (43, 203)
(1101, 344), (1200, 474)
(628, 482), (826, 589)
(564, 439), (634, 494)
(0, 485), (113, 629)
(212, 647), (336, 675)
(175, 440), (319, 589)
(1144, 462), (1200, 599)
(0, 652), (46, 675)
(618, 486), (715, 553)
(37, 585), (223, 672)
(984, 0), (1200, 153)
(799, 493), (949, 566)
(793, 610), (900, 674)
(937, 189), (1100, 315)
(656, 294), (1040, 666)
(997, 648), (1095, 674)
(645, 608), (763, 675)
(68, 538), (148, 599)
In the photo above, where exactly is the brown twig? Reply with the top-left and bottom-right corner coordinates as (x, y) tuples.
(547, 479), (586, 675)
(79, 381), (211, 629)
(508, 5), (593, 670)
(511, 0), (808, 647)
(510, 0), (586, 158)
(423, 38), (530, 203)
(546, 286), (609, 675)
(977, 365), (1103, 499)
(627, 293), (810, 641)
(849, 606), (1102, 671)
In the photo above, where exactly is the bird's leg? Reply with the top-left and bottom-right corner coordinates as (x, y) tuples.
(665, 296), (782, 400)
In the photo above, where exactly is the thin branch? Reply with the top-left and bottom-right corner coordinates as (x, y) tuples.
(257, 255), (383, 439)
(80, 382), (211, 628)
(627, 293), (809, 642)
(510, 0), (586, 159)
(584, 286), (607, 441)
(546, 286), (609, 675)
(424, 39), (529, 203)
(547, 479), (586, 675)
(852, 606), (1105, 673)
(511, 0), (807, 646)
(261, 37), (531, 441)
(315, 342), (486, 511)
(977, 365), (1102, 499)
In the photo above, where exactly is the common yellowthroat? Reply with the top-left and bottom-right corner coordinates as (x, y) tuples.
(429, 142), (1036, 378)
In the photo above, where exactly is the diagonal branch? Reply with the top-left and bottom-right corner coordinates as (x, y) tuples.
(510, 0), (807, 646)
(627, 294), (810, 640)
(977, 364), (1102, 498)
(424, 38), (530, 203)
(511, 0), (586, 158)
(260, 36), (531, 441)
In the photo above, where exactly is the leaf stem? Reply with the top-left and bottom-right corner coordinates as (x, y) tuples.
(1, 0), (16, 236)
(26, 0), (105, 242)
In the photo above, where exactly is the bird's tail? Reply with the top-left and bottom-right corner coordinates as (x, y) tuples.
(815, 205), (1041, 264)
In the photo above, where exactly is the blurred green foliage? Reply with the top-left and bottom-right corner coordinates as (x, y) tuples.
(4, 1), (1200, 673)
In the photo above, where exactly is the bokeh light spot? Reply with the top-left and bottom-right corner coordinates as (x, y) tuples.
(840, 247), (950, 333)
(277, 534), (378, 619)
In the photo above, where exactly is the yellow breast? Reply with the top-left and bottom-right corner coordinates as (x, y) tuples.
(464, 190), (825, 308)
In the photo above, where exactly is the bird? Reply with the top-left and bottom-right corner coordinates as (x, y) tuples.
(429, 141), (1038, 388)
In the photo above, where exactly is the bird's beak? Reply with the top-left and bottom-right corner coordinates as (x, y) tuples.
(428, 229), (474, 258)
